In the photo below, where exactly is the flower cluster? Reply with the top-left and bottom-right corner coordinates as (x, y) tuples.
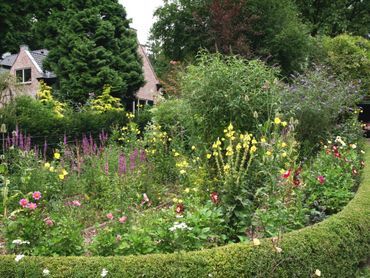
(169, 222), (193, 232)
(19, 191), (42, 210)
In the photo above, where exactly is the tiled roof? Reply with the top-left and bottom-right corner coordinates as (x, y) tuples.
(0, 54), (18, 68)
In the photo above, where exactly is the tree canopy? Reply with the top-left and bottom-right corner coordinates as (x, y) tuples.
(150, 0), (312, 75)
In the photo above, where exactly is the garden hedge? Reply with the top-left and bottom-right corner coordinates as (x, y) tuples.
(1, 144), (370, 277)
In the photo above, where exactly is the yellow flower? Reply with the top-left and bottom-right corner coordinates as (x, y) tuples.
(172, 197), (178, 203)
(223, 164), (230, 172)
(250, 145), (257, 153)
(184, 188), (190, 193)
(180, 169), (186, 175)
(61, 169), (68, 176)
(213, 151), (218, 157)
(174, 152), (180, 157)
(227, 123), (234, 131)
(54, 152), (61, 160)
(58, 174), (65, 180)
(236, 143), (242, 150)
(207, 154), (212, 159)
(252, 139), (257, 145)
(281, 121), (288, 127)
(49, 167), (55, 172)
(226, 145), (234, 156)
(191, 146), (196, 150)
(266, 151), (272, 156)
(44, 162), (50, 169)
(280, 169), (286, 174)
(253, 238), (261, 246)
(281, 142), (287, 148)
(274, 117), (281, 125)
(282, 152), (287, 158)
(178, 199), (184, 203)
(260, 137), (266, 143)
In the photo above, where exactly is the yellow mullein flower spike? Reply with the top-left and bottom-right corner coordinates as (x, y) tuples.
(250, 146), (257, 153)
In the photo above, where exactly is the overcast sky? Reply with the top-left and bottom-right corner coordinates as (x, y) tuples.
(119, 0), (164, 45)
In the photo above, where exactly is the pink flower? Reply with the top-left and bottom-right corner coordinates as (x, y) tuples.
(27, 202), (37, 210)
(210, 192), (219, 204)
(44, 218), (54, 227)
(106, 213), (113, 220)
(317, 175), (325, 185)
(118, 216), (127, 223)
(282, 169), (291, 179)
(72, 200), (81, 207)
(19, 198), (29, 208)
(32, 191), (42, 200)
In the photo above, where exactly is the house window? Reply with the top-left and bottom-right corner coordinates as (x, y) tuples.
(15, 68), (31, 83)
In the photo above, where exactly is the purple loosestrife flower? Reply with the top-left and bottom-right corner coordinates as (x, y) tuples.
(129, 152), (136, 171)
(139, 150), (147, 162)
(118, 154), (127, 176)
(63, 134), (67, 145)
(19, 132), (23, 150)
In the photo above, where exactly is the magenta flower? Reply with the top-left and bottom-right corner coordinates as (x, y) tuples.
(32, 191), (42, 200)
(106, 213), (113, 220)
(44, 218), (54, 227)
(19, 199), (29, 208)
(27, 202), (37, 210)
(317, 175), (325, 185)
(210, 192), (219, 204)
(119, 216), (128, 223)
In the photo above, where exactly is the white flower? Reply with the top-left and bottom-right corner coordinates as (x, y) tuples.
(314, 269), (321, 276)
(101, 268), (108, 277)
(15, 254), (25, 262)
(169, 222), (193, 232)
(43, 269), (50, 276)
(12, 239), (22, 245)
(351, 144), (357, 149)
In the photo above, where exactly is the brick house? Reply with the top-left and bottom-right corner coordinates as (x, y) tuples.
(0, 44), (161, 107)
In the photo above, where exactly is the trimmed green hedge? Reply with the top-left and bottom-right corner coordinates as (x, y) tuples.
(1, 144), (370, 277)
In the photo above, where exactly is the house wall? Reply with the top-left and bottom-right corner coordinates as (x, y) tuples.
(10, 46), (42, 98)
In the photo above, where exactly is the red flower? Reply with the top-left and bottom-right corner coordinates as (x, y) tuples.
(332, 146), (338, 152)
(282, 169), (291, 179)
(175, 203), (185, 214)
(317, 175), (325, 185)
(294, 166), (302, 177)
(293, 178), (301, 187)
(210, 192), (219, 204)
(334, 152), (341, 158)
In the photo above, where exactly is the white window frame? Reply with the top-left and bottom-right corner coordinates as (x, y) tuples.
(15, 68), (32, 84)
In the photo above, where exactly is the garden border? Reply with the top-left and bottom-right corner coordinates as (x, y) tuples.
(1, 143), (370, 278)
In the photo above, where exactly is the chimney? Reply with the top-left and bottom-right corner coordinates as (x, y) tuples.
(20, 45), (29, 51)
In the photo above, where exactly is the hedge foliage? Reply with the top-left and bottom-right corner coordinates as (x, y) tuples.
(1, 143), (369, 278)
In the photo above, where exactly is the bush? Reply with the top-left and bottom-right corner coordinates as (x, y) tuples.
(320, 34), (370, 94)
(175, 53), (281, 145)
(0, 96), (128, 148)
(0, 142), (369, 277)
(281, 66), (362, 155)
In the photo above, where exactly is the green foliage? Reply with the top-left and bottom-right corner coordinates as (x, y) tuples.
(0, 142), (369, 277)
(150, 0), (312, 74)
(321, 34), (370, 94)
(40, 0), (144, 104)
(281, 66), (362, 155)
(294, 0), (370, 36)
(179, 53), (281, 145)
(0, 96), (128, 147)
(88, 85), (124, 113)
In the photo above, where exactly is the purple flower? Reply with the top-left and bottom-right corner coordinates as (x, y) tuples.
(118, 154), (127, 176)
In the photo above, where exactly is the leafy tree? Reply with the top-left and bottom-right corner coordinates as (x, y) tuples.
(294, 0), (370, 36)
(42, 0), (144, 104)
(150, 0), (312, 75)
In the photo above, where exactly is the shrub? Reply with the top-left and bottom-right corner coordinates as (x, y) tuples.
(0, 96), (128, 148)
(179, 53), (281, 145)
(281, 66), (362, 155)
(320, 34), (370, 94)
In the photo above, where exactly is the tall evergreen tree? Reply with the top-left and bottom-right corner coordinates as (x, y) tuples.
(42, 0), (144, 104)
